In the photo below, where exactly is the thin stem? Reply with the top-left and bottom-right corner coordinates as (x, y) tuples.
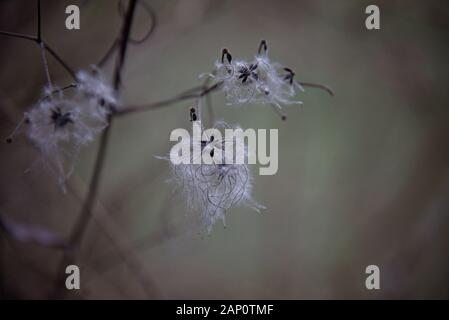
(45, 45), (76, 79)
(55, 83), (78, 93)
(37, 0), (41, 41)
(36, 0), (52, 87)
(97, 39), (118, 68)
(97, 0), (157, 67)
(129, 0), (157, 44)
(50, 123), (113, 298)
(113, 0), (138, 90)
(6, 117), (26, 144)
(37, 83), (78, 103)
(117, 82), (223, 116)
(70, 122), (113, 248)
(118, 0), (157, 44)
(299, 81), (334, 96)
(50, 0), (139, 299)
(38, 42), (52, 88)
(0, 30), (37, 41)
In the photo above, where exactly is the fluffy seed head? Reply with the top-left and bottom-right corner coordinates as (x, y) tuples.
(76, 66), (116, 117)
(161, 121), (264, 232)
(202, 42), (304, 111)
(23, 81), (110, 191)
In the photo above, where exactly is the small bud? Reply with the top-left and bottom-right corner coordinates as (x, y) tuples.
(258, 40), (268, 55)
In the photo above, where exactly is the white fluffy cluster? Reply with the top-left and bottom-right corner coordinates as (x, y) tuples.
(76, 66), (117, 116)
(203, 41), (304, 112)
(162, 121), (264, 233)
(20, 67), (115, 192)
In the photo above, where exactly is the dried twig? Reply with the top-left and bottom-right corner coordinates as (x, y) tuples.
(299, 81), (334, 96)
(0, 32), (76, 80)
(50, 0), (139, 298)
(116, 82), (223, 116)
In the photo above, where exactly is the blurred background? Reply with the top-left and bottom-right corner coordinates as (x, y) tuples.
(0, 0), (448, 299)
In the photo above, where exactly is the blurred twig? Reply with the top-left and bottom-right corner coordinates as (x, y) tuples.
(0, 212), (67, 249)
(115, 79), (333, 117)
(299, 81), (334, 96)
(117, 82), (223, 116)
(66, 175), (162, 298)
(50, 0), (139, 298)
(118, 0), (157, 44)
(84, 191), (181, 284)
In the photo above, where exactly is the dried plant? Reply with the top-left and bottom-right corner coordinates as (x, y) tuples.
(159, 120), (265, 232)
(0, 0), (333, 298)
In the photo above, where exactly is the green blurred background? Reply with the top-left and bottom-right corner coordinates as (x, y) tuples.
(0, 0), (448, 299)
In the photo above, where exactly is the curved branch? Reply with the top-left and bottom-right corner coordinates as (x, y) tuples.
(116, 82), (223, 116)
(299, 81), (334, 96)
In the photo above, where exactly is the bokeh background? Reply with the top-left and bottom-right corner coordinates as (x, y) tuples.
(0, 0), (448, 299)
